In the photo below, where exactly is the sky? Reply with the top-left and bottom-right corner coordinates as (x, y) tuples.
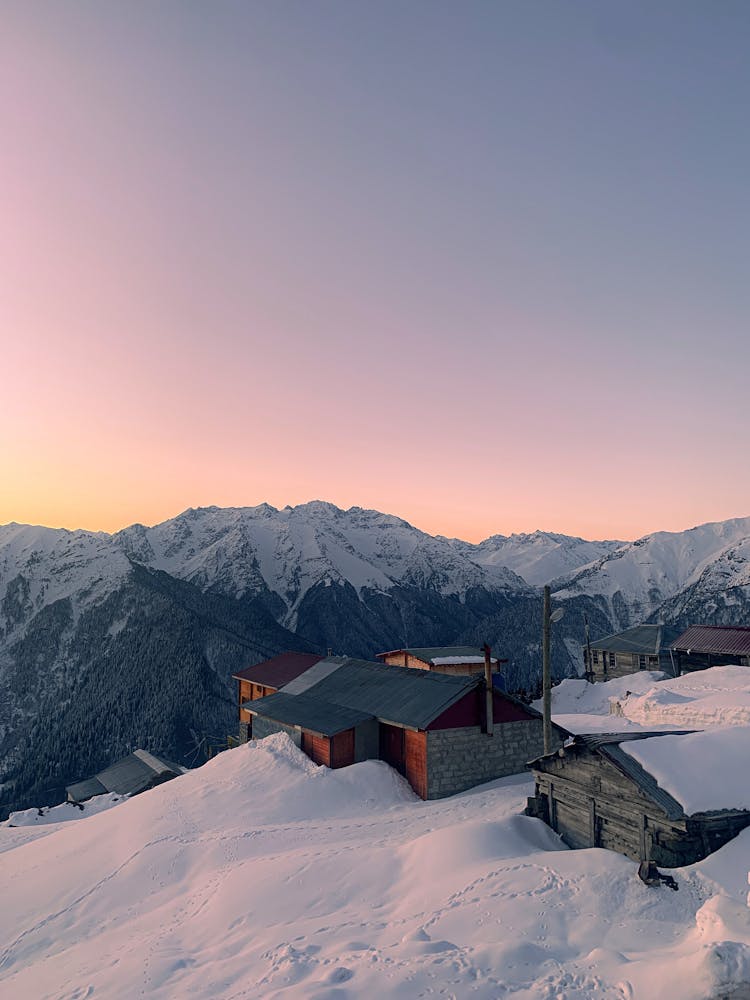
(2, 1), (749, 543)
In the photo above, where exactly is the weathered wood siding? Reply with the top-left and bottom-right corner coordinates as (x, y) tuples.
(528, 746), (750, 866)
(380, 652), (484, 676)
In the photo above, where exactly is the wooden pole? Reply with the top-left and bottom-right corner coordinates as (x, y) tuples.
(543, 585), (552, 755)
(483, 643), (494, 736)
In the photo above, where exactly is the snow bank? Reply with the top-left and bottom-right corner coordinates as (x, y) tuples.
(3, 730), (750, 1000)
(5, 792), (126, 827)
(623, 727), (750, 814)
(618, 665), (750, 729)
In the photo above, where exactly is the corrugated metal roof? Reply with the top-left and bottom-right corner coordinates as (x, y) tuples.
(284, 657), (480, 730)
(282, 657), (349, 695)
(66, 776), (108, 801)
(232, 652), (324, 687)
(671, 625), (750, 656)
(589, 625), (682, 655)
(377, 646), (495, 664)
(66, 751), (182, 803)
(246, 691), (374, 737)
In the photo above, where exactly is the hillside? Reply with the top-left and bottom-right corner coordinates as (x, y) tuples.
(2, 731), (750, 999)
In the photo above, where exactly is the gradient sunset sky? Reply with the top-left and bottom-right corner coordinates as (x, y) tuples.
(3, 1), (749, 542)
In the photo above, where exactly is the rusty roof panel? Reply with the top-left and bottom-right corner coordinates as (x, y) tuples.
(671, 626), (750, 656)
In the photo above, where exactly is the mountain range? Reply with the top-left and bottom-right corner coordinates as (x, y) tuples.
(1, 502), (748, 816)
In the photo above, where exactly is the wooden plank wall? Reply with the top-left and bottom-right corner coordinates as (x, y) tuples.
(301, 732), (331, 767)
(330, 729), (355, 768)
(404, 730), (427, 799)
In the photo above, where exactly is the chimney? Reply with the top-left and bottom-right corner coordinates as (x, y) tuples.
(483, 643), (494, 736)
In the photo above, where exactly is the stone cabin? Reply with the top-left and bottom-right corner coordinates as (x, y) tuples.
(584, 625), (681, 680)
(242, 655), (565, 799)
(526, 731), (750, 866)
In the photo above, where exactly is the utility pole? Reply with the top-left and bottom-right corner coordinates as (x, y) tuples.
(543, 585), (552, 754)
(584, 613), (593, 683)
(542, 586), (565, 755)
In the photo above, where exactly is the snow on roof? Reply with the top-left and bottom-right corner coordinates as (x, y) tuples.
(622, 727), (750, 815)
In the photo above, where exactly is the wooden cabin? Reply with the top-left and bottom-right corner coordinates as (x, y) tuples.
(232, 652), (323, 742)
(377, 645), (498, 677)
(526, 732), (750, 866)
(245, 656), (564, 799)
(583, 625), (681, 680)
(671, 625), (750, 673)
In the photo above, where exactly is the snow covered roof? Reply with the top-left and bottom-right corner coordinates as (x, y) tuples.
(672, 625), (750, 656)
(622, 727), (750, 815)
(589, 625), (681, 655)
(377, 646), (497, 665)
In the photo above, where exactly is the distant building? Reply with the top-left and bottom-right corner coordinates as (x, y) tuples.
(243, 655), (564, 799)
(671, 625), (750, 673)
(377, 645), (499, 676)
(526, 732), (750, 866)
(66, 749), (184, 804)
(232, 652), (324, 742)
(583, 625), (681, 680)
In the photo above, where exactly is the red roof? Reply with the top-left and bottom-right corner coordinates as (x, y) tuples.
(672, 625), (750, 656)
(233, 652), (324, 689)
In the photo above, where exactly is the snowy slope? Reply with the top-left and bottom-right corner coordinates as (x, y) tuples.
(0, 522), (132, 636)
(555, 516), (750, 626)
(115, 503), (529, 627)
(456, 530), (624, 587)
(2, 732), (750, 1000)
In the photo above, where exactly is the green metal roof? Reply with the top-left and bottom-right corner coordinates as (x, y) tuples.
(290, 656), (480, 730)
(589, 625), (682, 655)
(245, 691), (374, 737)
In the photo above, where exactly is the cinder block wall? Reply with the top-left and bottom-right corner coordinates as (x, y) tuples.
(426, 720), (560, 799)
(238, 721), (251, 744)
(252, 717), (302, 747)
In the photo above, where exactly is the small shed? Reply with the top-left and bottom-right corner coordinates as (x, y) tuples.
(233, 651), (324, 742)
(583, 625), (681, 680)
(526, 731), (750, 866)
(671, 625), (750, 673)
(247, 656), (563, 799)
(66, 749), (184, 804)
(377, 645), (498, 676)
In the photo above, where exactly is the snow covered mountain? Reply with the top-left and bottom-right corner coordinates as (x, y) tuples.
(453, 530), (624, 587)
(2, 503), (750, 818)
(554, 516), (750, 628)
(115, 502), (528, 626)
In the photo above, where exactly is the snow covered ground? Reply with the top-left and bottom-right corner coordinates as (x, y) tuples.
(2, 731), (750, 1000)
(543, 666), (750, 735)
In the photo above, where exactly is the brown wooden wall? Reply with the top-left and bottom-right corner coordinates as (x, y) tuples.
(301, 731), (331, 767)
(330, 729), (355, 768)
(404, 730), (427, 799)
(238, 680), (278, 724)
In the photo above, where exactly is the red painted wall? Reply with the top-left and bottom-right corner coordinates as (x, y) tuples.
(427, 689), (536, 730)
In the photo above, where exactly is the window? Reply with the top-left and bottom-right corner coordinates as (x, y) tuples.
(593, 651), (599, 665)
(609, 653), (616, 669)
(649, 656), (659, 667)
(639, 655), (646, 669)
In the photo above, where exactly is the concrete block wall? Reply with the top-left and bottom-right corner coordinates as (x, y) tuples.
(426, 719), (560, 799)
(238, 721), (251, 744)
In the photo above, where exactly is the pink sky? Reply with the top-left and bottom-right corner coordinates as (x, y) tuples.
(2, 4), (749, 544)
